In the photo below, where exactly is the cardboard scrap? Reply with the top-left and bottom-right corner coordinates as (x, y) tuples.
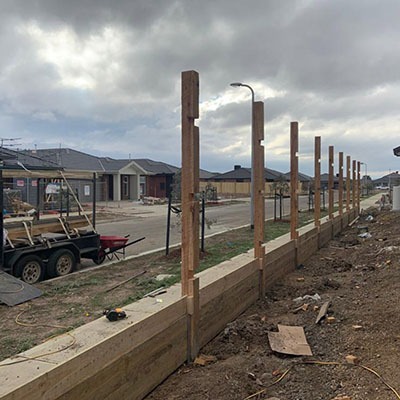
(268, 325), (312, 356)
(193, 354), (217, 366)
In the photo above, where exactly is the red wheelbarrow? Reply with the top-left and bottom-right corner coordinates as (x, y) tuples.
(93, 235), (145, 265)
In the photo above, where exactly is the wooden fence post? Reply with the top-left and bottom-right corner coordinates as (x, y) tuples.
(253, 101), (265, 298)
(290, 122), (298, 240)
(338, 152), (343, 216)
(357, 161), (361, 213)
(314, 137), (321, 227)
(352, 160), (356, 210)
(328, 145), (334, 219)
(181, 70), (200, 361)
(346, 156), (351, 212)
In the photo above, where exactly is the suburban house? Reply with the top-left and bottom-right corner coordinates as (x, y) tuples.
(204, 165), (286, 197)
(320, 173), (339, 190)
(15, 148), (188, 202)
(283, 171), (312, 182)
(373, 171), (400, 188)
(133, 159), (179, 198)
(21, 148), (147, 202)
(209, 165), (285, 183)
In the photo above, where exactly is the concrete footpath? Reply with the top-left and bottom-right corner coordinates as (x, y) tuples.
(359, 193), (382, 209)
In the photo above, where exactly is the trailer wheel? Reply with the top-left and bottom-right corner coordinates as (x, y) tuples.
(47, 249), (76, 278)
(15, 255), (45, 284)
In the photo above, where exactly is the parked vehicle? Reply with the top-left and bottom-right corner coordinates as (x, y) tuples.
(1, 173), (144, 283)
(2, 216), (101, 283)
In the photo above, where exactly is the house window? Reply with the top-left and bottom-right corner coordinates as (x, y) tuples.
(160, 182), (165, 190)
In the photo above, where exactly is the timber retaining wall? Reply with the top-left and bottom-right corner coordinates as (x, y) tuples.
(0, 209), (358, 400)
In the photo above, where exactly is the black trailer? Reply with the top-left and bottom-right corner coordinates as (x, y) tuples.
(3, 227), (101, 284)
(0, 164), (103, 283)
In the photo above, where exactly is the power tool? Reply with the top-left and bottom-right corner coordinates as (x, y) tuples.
(103, 308), (127, 321)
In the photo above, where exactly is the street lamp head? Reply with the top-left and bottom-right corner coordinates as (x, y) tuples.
(230, 82), (243, 87)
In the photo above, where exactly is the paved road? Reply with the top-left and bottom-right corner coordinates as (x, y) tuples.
(95, 195), (313, 258)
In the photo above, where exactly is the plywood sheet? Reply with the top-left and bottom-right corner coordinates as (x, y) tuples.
(0, 271), (42, 306)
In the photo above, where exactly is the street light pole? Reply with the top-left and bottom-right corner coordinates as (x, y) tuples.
(230, 82), (255, 228)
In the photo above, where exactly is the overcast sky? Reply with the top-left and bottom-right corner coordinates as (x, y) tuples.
(1, 0), (399, 178)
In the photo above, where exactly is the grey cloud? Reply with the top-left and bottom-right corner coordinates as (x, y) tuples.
(0, 0), (399, 178)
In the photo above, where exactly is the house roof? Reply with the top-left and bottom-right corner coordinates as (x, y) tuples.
(21, 149), (147, 174)
(211, 166), (285, 181)
(15, 147), (214, 178)
(373, 172), (400, 184)
(23, 148), (109, 171)
(200, 169), (217, 179)
(97, 158), (148, 174)
(133, 158), (179, 175)
(320, 173), (339, 183)
(283, 171), (312, 182)
(212, 167), (252, 180)
(1, 148), (60, 170)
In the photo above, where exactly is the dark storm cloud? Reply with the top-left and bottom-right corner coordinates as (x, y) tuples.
(0, 0), (399, 177)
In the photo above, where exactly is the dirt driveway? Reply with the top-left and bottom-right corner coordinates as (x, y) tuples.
(146, 207), (400, 400)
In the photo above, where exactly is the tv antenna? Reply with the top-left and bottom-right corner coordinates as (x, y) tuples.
(0, 138), (22, 148)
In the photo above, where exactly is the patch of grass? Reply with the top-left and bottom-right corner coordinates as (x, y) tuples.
(199, 237), (253, 272)
(44, 276), (107, 296)
(56, 304), (87, 320)
(0, 336), (37, 360)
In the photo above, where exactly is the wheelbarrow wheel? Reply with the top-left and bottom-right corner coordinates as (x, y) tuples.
(93, 250), (106, 265)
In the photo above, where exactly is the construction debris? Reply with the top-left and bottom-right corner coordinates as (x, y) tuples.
(293, 293), (321, 302)
(143, 287), (167, 298)
(193, 354), (217, 366)
(345, 354), (360, 365)
(358, 232), (372, 239)
(352, 325), (363, 331)
(315, 301), (330, 324)
(268, 325), (312, 356)
(105, 270), (146, 292)
(292, 303), (309, 313)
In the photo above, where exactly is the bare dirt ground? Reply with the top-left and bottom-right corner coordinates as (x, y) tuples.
(146, 207), (400, 400)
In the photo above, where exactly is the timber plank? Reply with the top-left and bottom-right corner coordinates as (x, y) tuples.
(199, 270), (259, 347)
(58, 317), (187, 400)
(332, 215), (342, 236)
(319, 220), (333, 248)
(199, 258), (258, 307)
(0, 297), (186, 400)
